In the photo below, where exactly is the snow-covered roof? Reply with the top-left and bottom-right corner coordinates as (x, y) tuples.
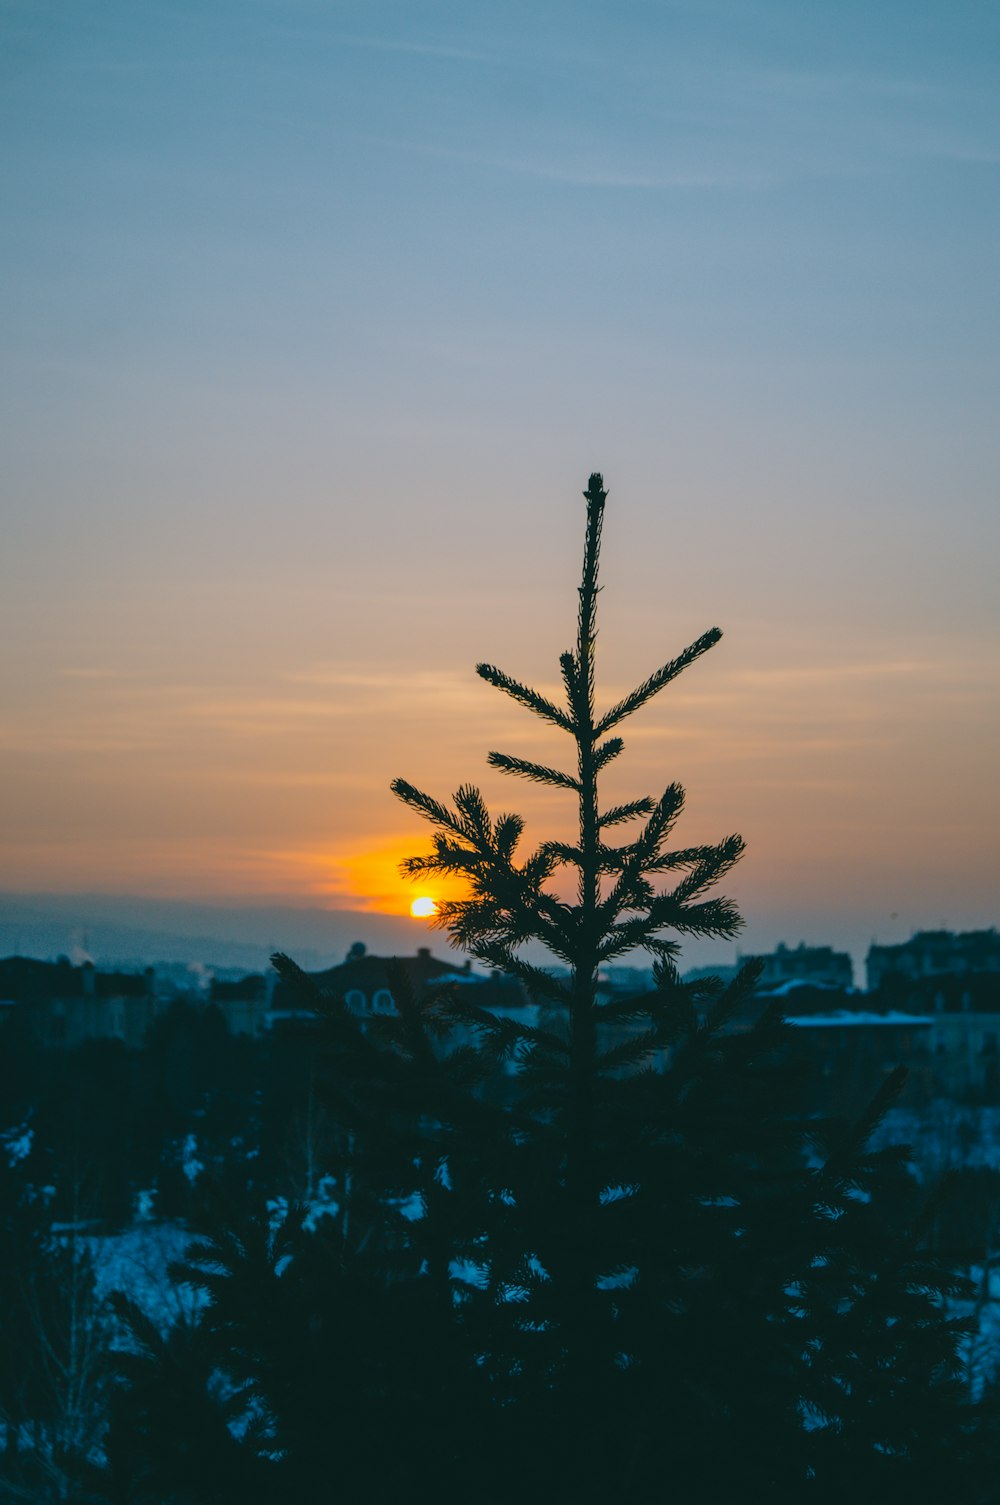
(762, 978), (854, 997)
(787, 1010), (932, 1028)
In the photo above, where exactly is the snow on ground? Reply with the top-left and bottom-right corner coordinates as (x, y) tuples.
(1, 1123), (33, 1163)
(870, 1102), (1000, 1177)
(866, 1102), (1000, 1397)
(69, 1101), (1000, 1398)
(89, 1221), (203, 1330)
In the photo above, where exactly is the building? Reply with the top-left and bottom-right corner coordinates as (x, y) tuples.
(208, 972), (273, 1037)
(786, 1008), (1000, 1109)
(928, 1012), (1000, 1100)
(786, 1010), (934, 1112)
(867, 929), (1000, 993)
(740, 942), (854, 992)
(270, 942), (529, 1025)
(301, 942), (470, 1016)
(0, 956), (156, 1048)
(596, 965), (655, 1003)
(0, 955), (282, 1047)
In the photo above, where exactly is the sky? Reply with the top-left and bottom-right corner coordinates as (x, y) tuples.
(2, 0), (998, 972)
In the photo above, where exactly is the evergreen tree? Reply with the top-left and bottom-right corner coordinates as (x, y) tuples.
(116, 473), (976, 1502)
(378, 473), (972, 1500)
(97, 1282), (268, 1505)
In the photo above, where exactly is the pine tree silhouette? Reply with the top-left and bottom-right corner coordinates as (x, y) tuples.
(110, 473), (978, 1504)
(378, 473), (973, 1500)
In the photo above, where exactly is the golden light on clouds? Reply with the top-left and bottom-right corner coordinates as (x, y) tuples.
(2, 641), (997, 944)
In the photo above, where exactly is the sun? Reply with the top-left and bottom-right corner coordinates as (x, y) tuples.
(410, 896), (439, 919)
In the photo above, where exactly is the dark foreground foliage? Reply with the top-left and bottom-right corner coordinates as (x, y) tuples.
(5, 476), (997, 1502)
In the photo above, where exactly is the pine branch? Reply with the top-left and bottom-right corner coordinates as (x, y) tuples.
(599, 893), (743, 959)
(577, 475), (606, 712)
(598, 797), (655, 830)
(559, 651), (586, 726)
(391, 778), (468, 838)
(434, 992), (569, 1058)
(386, 961), (441, 1071)
(536, 839), (584, 868)
(820, 1066), (909, 1186)
(494, 813), (525, 860)
(433, 896), (574, 966)
(475, 663), (574, 732)
(646, 990), (701, 1044)
(463, 944), (571, 1003)
(636, 783), (686, 857)
(601, 872), (656, 919)
(597, 918), (662, 960)
(595, 1028), (663, 1074)
(645, 890), (744, 937)
(594, 844), (650, 877)
(596, 784), (688, 923)
(595, 627), (722, 736)
(594, 993), (661, 1025)
(703, 959), (765, 1035)
(635, 936), (682, 962)
(663, 835), (746, 904)
(400, 843), (478, 878)
(519, 846), (562, 885)
(486, 751), (580, 791)
(651, 954), (681, 989)
(644, 844), (726, 873)
(593, 737), (624, 772)
(270, 951), (354, 1026)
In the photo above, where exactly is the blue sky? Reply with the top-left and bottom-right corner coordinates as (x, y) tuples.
(2, 0), (998, 967)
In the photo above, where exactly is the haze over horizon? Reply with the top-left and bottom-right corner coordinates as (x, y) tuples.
(3, 1), (998, 965)
(0, 880), (992, 995)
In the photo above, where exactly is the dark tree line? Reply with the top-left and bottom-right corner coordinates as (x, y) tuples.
(0, 998), (335, 1228)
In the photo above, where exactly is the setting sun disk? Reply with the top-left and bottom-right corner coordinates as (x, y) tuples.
(410, 896), (439, 918)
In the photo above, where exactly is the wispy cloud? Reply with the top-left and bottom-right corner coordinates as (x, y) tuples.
(379, 136), (776, 190)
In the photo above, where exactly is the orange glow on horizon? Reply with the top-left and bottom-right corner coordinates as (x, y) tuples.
(328, 842), (470, 916)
